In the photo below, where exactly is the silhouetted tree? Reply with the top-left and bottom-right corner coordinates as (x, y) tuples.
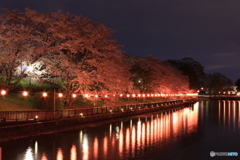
(235, 79), (240, 91)
(167, 57), (205, 90)
(206, 72), (232, 94)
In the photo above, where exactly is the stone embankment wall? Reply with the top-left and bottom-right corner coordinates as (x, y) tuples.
(0, 100), (197, 142)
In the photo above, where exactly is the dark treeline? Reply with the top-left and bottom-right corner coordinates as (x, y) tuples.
(167, 57), (233, 94)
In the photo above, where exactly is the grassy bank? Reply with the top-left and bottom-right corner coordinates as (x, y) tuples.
(0, 93), (175, 111)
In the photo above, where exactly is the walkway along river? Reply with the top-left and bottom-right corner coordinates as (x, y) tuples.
(0, 99), (197, 142)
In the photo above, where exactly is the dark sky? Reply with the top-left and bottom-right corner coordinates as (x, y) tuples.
(1, 0), (240, 81)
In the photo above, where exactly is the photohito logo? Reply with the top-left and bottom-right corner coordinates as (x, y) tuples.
(210, 151), (238, 157)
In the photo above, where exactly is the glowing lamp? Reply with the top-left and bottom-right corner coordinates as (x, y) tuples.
(23, 91), (28, 97)
(58, 93), (63, 97)
(1, 90), (6, 96)
(72, 94), (77, 98)
(42, 92), (47, 97)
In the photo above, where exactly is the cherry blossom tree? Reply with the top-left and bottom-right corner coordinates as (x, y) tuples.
(0, 9), (132, 107)
(0, 9), (44, 90)
(34, 11), (132, 107)
(128, 55), (189, 94)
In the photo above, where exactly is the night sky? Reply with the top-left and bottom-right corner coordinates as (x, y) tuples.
(1, 0), (240, 81)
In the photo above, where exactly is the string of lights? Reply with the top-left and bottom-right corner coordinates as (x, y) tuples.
(0, 90), (198, 97)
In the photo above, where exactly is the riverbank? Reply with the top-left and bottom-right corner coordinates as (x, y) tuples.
(0, 99), (197, 142)
(0, 93), (172, 111)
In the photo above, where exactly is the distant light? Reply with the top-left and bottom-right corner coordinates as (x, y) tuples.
(186, 93), (198, 96)
(79, 113), (84, 117)
(58, 93), (63, 97)
(23, 91), (28, 97)
(138, 94), (141, 97)
(127, 94), (130, 97)
(42, 92), (47, 97)
(105, 95), (108, 98)
(120, 94), (123, 97)
(1, 90), (6, 96)
(84, 94), (89, 98)
(95, 95), (98, 98)
(132, 94), (136, 97)
(72, 94), (77, 98)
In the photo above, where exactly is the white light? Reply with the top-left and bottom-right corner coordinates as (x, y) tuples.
(42, 92), (47, 97)
(58, 93), (63, 97)
(23, 91), (28, 96)
(1, 90), (6, 96)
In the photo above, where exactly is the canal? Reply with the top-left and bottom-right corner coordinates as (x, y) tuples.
(0, 100), (240, 159)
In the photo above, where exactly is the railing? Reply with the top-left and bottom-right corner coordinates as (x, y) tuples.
(0, 100), (187, 122)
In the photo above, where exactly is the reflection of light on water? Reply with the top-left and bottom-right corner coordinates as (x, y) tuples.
(172, 112), (177, 124)
(223, 100), (226, 126)
(57, 148), (63, 160)
(131, 126), (136, 155)
(41, 153), (48, 160)
(119, 126), (123, 156)
(137, 119), (141, 150)
(70, 145), (77, 160)
(93, 138), (98, 159)
(184, 108), (189, 114)
(109, 124), (112, 138)
(125, 128), (130, 154)
(24, 147), (34, 160)
(116, 126), (119, 139)
(35, 141), (38, 159)
(103, 136), (107, 157)
(79, 130), (83, 144)
(82, 134), (89, 160)
(233, 101), (236, 128)
(141, 123), (145, 148)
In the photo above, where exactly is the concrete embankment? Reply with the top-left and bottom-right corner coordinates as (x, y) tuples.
(0, 100), (197, 142)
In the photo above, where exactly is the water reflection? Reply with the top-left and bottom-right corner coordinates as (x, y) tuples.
(218, 100), (240, 131)
(1, 103), (201, 160)
(57, 148), (63, 160)
(24, 147), (33, 160)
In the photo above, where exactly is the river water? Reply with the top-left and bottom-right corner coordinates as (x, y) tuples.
(0, 100), (240, 160)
